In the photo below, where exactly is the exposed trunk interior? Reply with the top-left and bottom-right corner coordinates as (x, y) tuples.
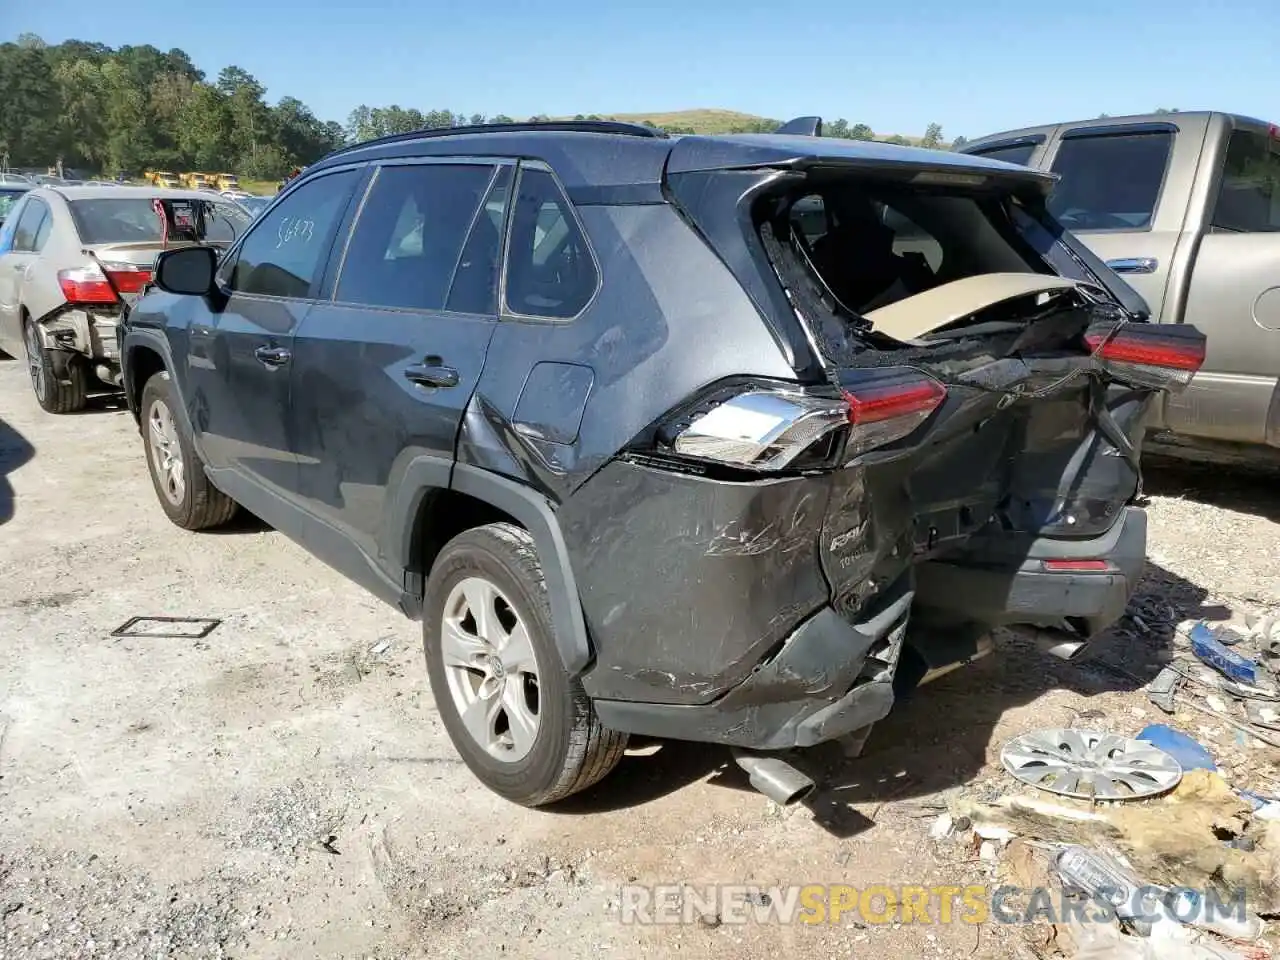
(752, 170), (1155, 631)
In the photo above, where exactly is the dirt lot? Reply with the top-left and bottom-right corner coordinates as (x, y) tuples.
(2, 358), (1279, 960)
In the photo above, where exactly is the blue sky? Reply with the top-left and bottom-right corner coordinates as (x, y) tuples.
(8, 0), (1280, 139)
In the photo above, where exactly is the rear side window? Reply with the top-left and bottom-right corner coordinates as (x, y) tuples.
(69, 198), (250, 244)
(1212, 129), (1280, 232)
(504, 167), (598, 319)
(336, 163), (498, 312)
(1047, 131), (1173, 231)
(228, 170), (357, 299)
(971, 142), (1037, 166)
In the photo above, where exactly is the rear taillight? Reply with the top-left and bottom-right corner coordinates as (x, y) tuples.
(667, 371), (947, 472)
(102, 262), (152, 294)
(58, 265), (117, 304)
(842, 372), (948, 456)
(57, 262), (152, 305)
(1085, 322), (1206, 392)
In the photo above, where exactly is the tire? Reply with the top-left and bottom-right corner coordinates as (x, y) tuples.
(139, 370), (238, 530)
(423, 522), (627, 806)
(24, 317), (86, 414)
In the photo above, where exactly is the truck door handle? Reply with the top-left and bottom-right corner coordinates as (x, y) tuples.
(404, 359), (459, 389)
(253, 345), (291, 367)
(1106, 257), (1159, 275)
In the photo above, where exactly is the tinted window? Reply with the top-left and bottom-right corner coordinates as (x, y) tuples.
(336, 163), (496, 312)
(1213, 129), (1280, 232)
(972, 142), (1036, 166)
(504, 167), (597, 319)
(447, 167), (512, 314)
(69, 198), (250, 244)
(12, 199), (48, 253)
(229, 171), (357, 299)
(1047, 132), (1173, 230)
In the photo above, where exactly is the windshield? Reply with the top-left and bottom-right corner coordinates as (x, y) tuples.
(69, 197), (253, 244)
(0, 188), (30, 221)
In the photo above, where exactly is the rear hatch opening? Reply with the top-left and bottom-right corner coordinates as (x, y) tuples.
(649, 160), (1205, 630)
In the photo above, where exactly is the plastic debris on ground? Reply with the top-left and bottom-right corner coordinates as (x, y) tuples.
(1192, 623), (1263, 685)
(1137, 724), (1220, 773)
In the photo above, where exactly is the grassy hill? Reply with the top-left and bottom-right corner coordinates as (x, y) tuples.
(569, 108), (919, 143)
(603, 109), (775, 134)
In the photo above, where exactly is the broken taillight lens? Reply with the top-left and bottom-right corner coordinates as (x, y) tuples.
(668, 371), (947, 471)
(58, 264), (118, 304)
(1084, 321), (1206, 392)
(672, 390), (850, 471)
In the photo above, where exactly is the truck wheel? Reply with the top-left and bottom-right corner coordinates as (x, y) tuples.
(423, 522), (628, 806)
(140, 371), (237, 530)
(25, 318), (86, 414)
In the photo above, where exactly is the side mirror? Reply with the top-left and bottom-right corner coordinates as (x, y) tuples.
(153, 246), (218, 296)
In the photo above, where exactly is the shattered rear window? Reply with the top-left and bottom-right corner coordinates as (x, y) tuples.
(778, 183), (1046, 318)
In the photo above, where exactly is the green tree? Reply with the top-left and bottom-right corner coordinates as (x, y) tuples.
(921, 122), (944, 149)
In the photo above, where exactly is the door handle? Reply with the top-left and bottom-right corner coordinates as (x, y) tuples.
(254, 345), (291, 367)
(1106, 257), (1159, 275)
(404, 360), (459, 389)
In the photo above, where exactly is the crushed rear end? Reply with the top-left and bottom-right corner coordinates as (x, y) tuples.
(39, 196), (248, 388)
(579, 138), (1205, 751)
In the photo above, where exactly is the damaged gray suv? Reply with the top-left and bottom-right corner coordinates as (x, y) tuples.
(118, 118), (1206, 806)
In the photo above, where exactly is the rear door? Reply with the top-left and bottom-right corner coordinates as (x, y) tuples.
(0, 197), (52, 351)
(0, 196), (43, 351)
(287, 158), (510, 565)
(190, 167), (362, 495)
(1166, 121), (1280, 445)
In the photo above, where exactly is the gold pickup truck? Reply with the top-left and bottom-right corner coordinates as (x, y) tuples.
(962, 112), (1280, 469)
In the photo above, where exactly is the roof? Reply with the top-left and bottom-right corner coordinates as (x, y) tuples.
(961, 110), (1275, 154)
(308, 124), (1057, 193)
(38, 185), (239, 202)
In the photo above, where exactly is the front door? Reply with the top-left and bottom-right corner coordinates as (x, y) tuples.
(289, 159), (510, 567)
(1167, 124), (1280, 445)
(190, 167), (363, 496)
(1041, 124), (1186, 322)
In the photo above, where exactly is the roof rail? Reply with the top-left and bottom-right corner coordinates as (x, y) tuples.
(325, 119), (667, 161)
(775, 116), (823, 137)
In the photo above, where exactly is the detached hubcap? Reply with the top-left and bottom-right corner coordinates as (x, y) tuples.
(441, 576), (541, 762)
(148, 399), (185, 506)
(25, 325), (45, 401)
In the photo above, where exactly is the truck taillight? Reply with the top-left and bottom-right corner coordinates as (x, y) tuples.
(667, 371), (947, 471)
(1084, 322), (1206, 392)
(58, 265), (117, 304)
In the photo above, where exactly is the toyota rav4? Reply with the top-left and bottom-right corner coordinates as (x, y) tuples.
(118, 118), (1206, 807)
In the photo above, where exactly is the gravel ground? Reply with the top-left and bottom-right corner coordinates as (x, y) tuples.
(2, 358), (1278, 960)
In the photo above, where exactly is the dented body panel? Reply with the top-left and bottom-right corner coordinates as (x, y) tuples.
(119, 126), (1203, 757)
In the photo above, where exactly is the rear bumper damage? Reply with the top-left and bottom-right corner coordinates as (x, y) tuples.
(33, 307), (123, 385)
(592, 577), (912, 751)
(915, 506), (1147, 648)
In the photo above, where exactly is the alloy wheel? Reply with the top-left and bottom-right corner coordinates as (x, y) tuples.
(25, 324), (45, 403)
(440, 576), (542, 762)
(147, 398), (186, 506)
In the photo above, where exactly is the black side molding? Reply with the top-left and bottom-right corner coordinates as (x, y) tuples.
(451, 463), (594, 676)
